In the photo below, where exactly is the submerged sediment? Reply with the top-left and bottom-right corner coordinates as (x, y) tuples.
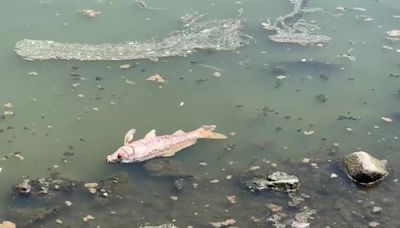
(15, 19), (250, 61)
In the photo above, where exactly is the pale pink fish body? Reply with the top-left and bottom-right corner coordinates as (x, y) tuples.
(106, 125), (227, 163)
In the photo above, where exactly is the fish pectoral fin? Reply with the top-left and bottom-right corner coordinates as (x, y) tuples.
(172, 130), (185, 136)
(124, 129), (136, 145)
(144, 129), (156, 139)
(161, 140), (196, 157)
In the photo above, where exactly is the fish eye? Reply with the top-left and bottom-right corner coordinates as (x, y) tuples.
(117, 154), (122, 160)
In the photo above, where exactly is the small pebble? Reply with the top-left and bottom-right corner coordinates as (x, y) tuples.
(249, 166), (260, 171)
(330, 173), (338, 178)
(369, 221), (379, 227)
(213, 71), (222, 77)
(210, 179), (220, 183)
(199, 162), (207, 166)
(65, 201), (72, 207)
(14, 154), (24, 160)
(88, 188), (97, 194)
(82, 215), (95, 222)
(276, 75), (288, 80)
(302, 158), (311, 163)
(226, 175), (232, 180)
(346, 127), (353, 132)
(179, 102), (184, 107)
(303, 130), (315, 136)
(372, 206), (382, 213)
(84, 183), (98, 188)
(55, 219), (63, 224)
(170, 196), (178, 201)
(77, 94), (85, 98)
(226, 195), (237, 204)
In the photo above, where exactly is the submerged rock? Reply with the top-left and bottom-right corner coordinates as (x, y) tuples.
(144, 159), (186, 177)
(91, 172), (133, 204)
(4, 207), (59, 227)
(0, 221), (16, 228)
(243, 171), (300, 192)
(342, 151), (388, 186)
(13, 176), (77, 198)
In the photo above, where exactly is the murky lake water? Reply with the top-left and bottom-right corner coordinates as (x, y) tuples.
(1, 0), (400, 227)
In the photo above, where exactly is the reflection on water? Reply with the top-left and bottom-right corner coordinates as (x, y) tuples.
(1, 0), (400, 227)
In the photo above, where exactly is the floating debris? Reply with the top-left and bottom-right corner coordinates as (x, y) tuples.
(381, 117), (392, 123)
(261, 0), (331, 45)
(119, 64), (132, 69)
(79, 9), (101, 18)
(27, 71), (38, 76)
(209, 219), (236, 228)
(3, 103), (13, 108)
(146, 74), (166, 84)
(3, 111), (14, 116)
(15, 19), (250, 61)
(276, 75), (288, 80)
(14, 154), (24, 160)
(125, 79), (135, 85)
(181, 10), (205, 27)
(134, 0), (166, 10)
(386, 30), (400, 42)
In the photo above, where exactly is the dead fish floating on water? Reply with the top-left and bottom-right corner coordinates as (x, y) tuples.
(106, 125), (227, 163)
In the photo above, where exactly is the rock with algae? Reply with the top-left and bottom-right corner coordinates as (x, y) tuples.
(15, 19), (250, 61)
(261, 0), (331, 45)
(242, 171), (300, 192)
(342, 151), (388, 186)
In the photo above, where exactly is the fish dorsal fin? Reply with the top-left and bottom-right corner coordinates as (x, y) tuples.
(144, 129), (156, 139)
(173, 130), (185, 136)
(124, 129), (136, 145)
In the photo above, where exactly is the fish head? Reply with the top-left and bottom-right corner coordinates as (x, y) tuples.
(106, 146), (134, 163)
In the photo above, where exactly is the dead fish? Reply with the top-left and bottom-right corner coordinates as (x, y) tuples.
(106, 125), (227, 163)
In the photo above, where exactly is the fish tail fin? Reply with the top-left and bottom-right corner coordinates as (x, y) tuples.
(197, 125), (227, 139)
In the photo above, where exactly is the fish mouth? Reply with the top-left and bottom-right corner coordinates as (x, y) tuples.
(106, 155), (123, 163)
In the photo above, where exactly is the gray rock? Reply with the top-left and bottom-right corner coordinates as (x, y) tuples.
(245, 171), (300, 192)
(342, 151), (388, 186)
(13, 176), (77, 198)
(4, 207), (59, 227)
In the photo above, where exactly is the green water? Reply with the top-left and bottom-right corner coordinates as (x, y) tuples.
(1, 0), (400, 227)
